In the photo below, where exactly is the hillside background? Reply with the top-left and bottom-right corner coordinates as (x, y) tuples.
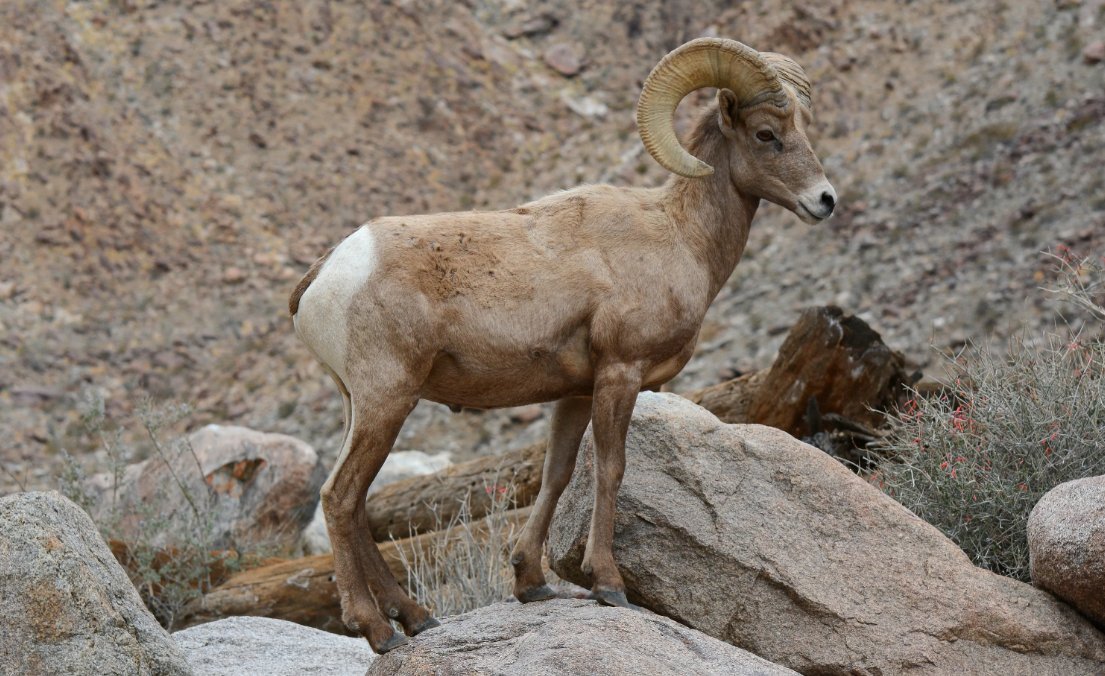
(2, 0), (1104, 492)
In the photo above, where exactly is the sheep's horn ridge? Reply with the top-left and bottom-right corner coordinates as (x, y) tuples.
(760, 51), (813, 110)
(636, 38), (787, 178)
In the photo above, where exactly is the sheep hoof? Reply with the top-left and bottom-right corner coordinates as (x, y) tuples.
(516, 584), (558, 603)
(410, 617), (441, 635)
(588, 588), (638, 610)
(372, 631), (409, 654)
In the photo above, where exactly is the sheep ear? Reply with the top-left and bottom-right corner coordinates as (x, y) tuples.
(717, 89), (740, 135)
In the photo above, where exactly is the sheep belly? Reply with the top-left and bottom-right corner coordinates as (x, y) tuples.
(421, 326), (595, 409)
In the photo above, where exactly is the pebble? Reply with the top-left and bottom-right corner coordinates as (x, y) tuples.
(503, 13), (558, 39)
(561, 92), (608, 119)
(1083, 41), (1105, 64)
(222, 267), (246, 284)
(544, 42), (585, 77)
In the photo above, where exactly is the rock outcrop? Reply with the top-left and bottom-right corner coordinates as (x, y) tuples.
(87, 425), (325, 553)
(173, 616), (375, 676)
(1029, 475), (1105, 629)
(368, 598), (794, 675)
(0, 491), (191, 675)
(548, 393), (1105, 674)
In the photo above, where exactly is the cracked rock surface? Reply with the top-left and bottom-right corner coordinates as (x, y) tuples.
(549, 393), (1105, 674)
(367, 598), (793, 675)
(0, 491), (191, 676)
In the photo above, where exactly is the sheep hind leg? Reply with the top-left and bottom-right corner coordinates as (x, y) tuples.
(321, 374), (431, 653)
(343, 369), (438, 637)
(351, 478), (439, 636)
(510, 396), (592, 603)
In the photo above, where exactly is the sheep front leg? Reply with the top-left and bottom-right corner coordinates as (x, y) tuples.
(581, 361), (642, 608)
(511, 396), (593, 602)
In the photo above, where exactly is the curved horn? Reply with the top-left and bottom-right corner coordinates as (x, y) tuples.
(636, 38), (785, 178)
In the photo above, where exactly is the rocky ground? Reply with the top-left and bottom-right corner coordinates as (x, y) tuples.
(9, 402), (1105, 674)
(2, 0), (1104, 492)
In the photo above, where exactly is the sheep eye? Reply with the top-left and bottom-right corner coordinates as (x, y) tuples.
(755, 130), (776, 143)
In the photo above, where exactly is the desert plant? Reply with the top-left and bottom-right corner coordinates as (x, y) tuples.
(1044, 246), (1105, 324)
(874, 251), (1105, 581)
(391, 474), (521, 617)
(58, 395), (245, 629)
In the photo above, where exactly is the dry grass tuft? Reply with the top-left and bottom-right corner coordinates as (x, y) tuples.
(391, 474), (521, 618)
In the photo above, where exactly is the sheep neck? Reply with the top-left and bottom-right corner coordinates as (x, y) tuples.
(662, 105), (759, 302)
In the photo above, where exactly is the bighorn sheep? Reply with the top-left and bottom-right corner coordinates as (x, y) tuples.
(290, 38), (835, 653)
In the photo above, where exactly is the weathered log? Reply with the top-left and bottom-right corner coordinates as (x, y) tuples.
(178, 507), (532, 633)
(683, 370), (767, 424)
(685, 306), (911, 437)
(365, 442), (544, 542)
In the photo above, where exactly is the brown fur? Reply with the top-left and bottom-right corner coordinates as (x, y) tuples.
(292, 85), (834, 653)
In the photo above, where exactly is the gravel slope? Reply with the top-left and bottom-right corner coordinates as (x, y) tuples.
(2, 0), (1103, 490)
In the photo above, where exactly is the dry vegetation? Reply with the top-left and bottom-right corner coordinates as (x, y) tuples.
(392, 477), (522, 618)
(876, 253), (1105, 581)
(57, 398), (253, 629)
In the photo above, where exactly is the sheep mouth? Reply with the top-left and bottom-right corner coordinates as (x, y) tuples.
(795, 202), (825, 224)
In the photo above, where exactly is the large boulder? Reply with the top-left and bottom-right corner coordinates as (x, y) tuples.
(549, 393), (1105, 675)
(368, 598), (794, 675)
(87, 425), (325, 553)
(1029, 475), (1105, 628)
(173, 616), (374, 675)
(0, 491), (191, 675)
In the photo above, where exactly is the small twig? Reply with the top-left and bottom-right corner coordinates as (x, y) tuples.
(1041, 251), (1105, 322)
(141, 413), (204, 523)
(1, 462), (27, 492)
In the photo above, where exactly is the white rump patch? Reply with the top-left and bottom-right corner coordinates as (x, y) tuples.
(295, 225), (377, 377)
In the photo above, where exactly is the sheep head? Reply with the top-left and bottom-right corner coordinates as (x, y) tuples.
(637, 38), (836, 224)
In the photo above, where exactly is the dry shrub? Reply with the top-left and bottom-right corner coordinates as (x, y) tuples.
(874, 251), (1105, 581)
(58, 396), (266, 629)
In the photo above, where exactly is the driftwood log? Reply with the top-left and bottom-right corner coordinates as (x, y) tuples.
(178, 507), (532, 633)
(364, 441), (543, 542)
(685, 305), (911, 437)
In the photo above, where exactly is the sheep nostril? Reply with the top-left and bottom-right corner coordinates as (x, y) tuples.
(820, 191), (836, 214)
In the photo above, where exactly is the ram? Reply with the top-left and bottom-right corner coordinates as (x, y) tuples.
(290, 37), (836, 653)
